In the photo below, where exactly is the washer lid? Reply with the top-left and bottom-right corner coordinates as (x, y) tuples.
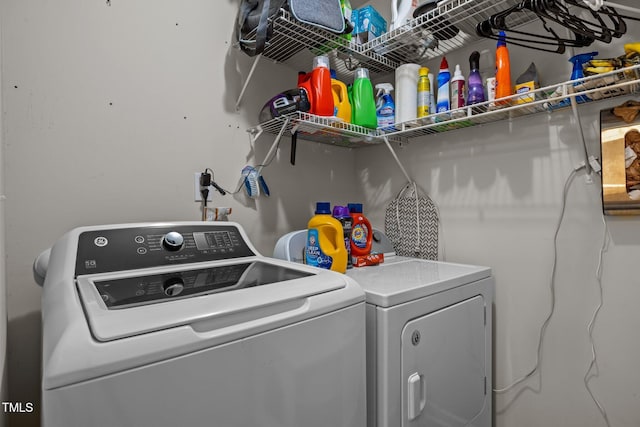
(346, 257), (491, 307)
(77, 259), (351, 342)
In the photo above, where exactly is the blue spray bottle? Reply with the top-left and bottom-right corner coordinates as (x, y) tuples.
(548, 51), (598, 110)
(569, 52), (598, 103)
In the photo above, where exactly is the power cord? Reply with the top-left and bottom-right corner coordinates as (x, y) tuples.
(494, 163), (584, 394)
(584, 194), (611, 427)
(199, 168), (228, 221)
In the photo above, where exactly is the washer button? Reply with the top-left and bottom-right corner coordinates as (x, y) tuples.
(137, 247), (147, 255)
(134, 235), (145, 244)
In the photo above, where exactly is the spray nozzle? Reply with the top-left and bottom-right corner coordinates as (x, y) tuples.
(375, 83), (394, 98)
(569, 51), (598, 80)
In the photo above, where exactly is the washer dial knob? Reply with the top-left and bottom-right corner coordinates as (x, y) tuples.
(163, 277), (185, 297)
(162, 231), (184, 251)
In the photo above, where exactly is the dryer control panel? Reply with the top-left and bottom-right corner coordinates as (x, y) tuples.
(75, 224), (255, 276)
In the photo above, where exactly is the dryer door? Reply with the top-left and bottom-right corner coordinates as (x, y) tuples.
(401, 295), (487, 427)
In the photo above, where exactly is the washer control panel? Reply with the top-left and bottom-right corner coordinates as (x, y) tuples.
(75, 224), (255, 276)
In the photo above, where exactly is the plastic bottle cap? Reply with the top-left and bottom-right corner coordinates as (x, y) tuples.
(440, 57), (449, 70)
(497, 31), (507, 47)
(453, 64), (463, 78)
(419, 66), (430, 76)
(332, 205), (349, 218)
(348, 203), (363, 213)
(330, 69), (337, 79)
(314, 55), (330, 69)
(355, 68), (370, 80)
(315, 202), (332, 214)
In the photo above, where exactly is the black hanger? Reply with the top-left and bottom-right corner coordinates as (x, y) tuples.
(476, 1), (593, 54)
(531, 0), (625, 42)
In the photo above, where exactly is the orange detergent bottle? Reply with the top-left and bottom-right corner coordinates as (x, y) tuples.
(348, 203), (372, 257)
(305, 202), (347, 273)
(298, 55), (335, 116)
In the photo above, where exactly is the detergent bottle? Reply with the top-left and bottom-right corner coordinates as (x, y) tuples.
(348, 203), (372, 258)
(351, 67), (378, 129)
(332, 205), (353, 269)
(305, 202), (347, 273)
(417, 66), (430, 118)
(331, 69), (352, 123)
(495, 31), (512, 105)
(375, 83), (395, 129)
(467, 51), (485, 105)
(298, 55), (334, 116)
(436, 57), (451, 114)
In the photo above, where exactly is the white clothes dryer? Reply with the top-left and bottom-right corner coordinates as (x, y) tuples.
(35, 222), (366, 427)
(274, 229), (494, 427)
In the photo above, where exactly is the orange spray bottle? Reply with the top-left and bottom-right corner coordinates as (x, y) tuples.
(495, 31), (512, 105)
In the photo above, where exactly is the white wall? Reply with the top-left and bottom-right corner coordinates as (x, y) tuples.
(356, 13), (640, 427)
(0, 1), (360, 425)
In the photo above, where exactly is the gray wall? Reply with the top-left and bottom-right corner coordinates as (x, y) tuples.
(1, 1), (359, 426)
(3, 0), (640, 427)
(0, 6), (7, 426)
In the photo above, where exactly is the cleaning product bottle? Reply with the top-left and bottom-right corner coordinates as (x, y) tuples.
(495, 31), (512, 105)
(451, 64), (465, 110)
(351, 67), (378, 129)
(348, 203), (372, 258)
(332, 205), (353, 269)
(305, 202), (347, 273)
(544, 52), (598, 110)
(331, 69), (352, 123)
(569, 52), (598, 103)
(436, 57), (451, 114)
(375, 83), (395, 129)
(467, 51), (485, 106)
(428, 71), (436, 116)
(298, 55), (334, 116)
(417, 67), (431, 118)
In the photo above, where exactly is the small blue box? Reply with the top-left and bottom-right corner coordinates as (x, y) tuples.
(353, 6), (387, 44)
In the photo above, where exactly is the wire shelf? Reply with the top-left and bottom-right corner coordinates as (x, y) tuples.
(360, 0), (534, 64)
(239, 0), (536, 79)
(382, 64), (640, 139)
(250, 112), (396, 148)
(250, 65), (640, 148)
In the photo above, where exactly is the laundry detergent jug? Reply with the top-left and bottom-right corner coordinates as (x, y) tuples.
(298, 55), (334, 116)
(305, 202), (347, 273)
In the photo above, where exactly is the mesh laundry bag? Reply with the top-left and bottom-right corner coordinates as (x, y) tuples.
(384, 182), (439, 260)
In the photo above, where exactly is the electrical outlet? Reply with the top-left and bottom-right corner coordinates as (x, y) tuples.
(194, 172), (214, 202)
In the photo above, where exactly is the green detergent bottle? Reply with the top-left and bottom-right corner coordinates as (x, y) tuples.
(351, 67), (377, 129)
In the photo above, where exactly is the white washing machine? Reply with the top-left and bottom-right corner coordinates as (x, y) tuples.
(34, 222), (366, 427)
(274, 229), (494, 427)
